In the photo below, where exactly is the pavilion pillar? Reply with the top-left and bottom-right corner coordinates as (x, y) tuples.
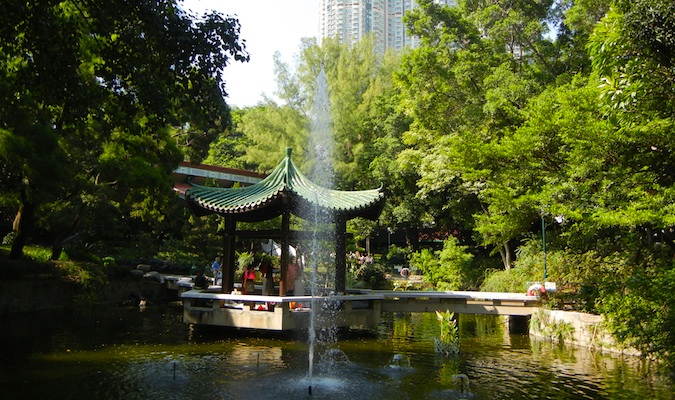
(279, 207), (290, 296)
(222, 216), (237, 293)
(335, 215), (347, 294)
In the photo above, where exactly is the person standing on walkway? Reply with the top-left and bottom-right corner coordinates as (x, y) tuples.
(211, 256), (221, 285)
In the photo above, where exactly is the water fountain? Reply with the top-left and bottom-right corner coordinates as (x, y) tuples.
(305, 67), (337, 396)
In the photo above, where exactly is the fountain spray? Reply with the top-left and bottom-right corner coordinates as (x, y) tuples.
(306, 67), (333, 397)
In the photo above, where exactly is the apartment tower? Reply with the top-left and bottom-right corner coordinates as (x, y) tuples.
(319, 0), (457, 53)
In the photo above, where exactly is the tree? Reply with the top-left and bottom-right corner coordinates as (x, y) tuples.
(394, 0), (598, 269)
(202, 108), (254, 169)
(234, 35), (399, 189)
(577, 0), (675, 367)
(0, 0), (248, 259)
(409, 237), (474, 290)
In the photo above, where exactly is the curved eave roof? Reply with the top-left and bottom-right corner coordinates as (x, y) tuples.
(184, 149), (384, 222)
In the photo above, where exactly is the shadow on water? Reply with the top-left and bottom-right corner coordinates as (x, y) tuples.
(0, 305), (673, 400)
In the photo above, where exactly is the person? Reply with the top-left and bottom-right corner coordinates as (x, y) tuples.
(242, 265), (256, 295)
(260, 257), (274, 296)
(286, 258), (301, 295)
(211, 256), (221, 285)
(194, 270), (208, 289)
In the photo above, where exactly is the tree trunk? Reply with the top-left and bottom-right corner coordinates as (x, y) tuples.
(9, 198), (35, 260)
(499, 242), (513, 271)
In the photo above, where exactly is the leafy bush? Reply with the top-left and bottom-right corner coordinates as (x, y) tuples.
(354, 262), (388, 289)
(386, 244), (410, 265)
(480, 267), (534, 293)
(23, 246), (52, 262)
(481, 238), (599, 298)
(410, 238), (474, 290)
(102, 256), (116, 267)
(2, 232), (14, 245)
(595, 249), (675, 370)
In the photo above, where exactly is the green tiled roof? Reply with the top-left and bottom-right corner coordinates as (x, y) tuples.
(184, 148), (384, 221)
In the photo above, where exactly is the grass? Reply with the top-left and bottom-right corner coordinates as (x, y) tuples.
(0, 245), (107, 286)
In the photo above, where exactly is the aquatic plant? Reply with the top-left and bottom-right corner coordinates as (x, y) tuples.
(434, 310), (460, 355)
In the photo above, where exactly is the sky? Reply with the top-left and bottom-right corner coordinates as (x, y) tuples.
(182, 0), (319, 108)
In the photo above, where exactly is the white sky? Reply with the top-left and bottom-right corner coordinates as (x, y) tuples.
(181, 0), (319, 108)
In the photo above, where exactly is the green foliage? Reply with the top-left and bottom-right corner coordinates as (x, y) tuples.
(347, 218), (378, 248)
(236, 251), (255, 270)
(102, 257), (116, 267)
(529, 310), (576, 343)
(1, 232), (14, 245)
(22, 246), (68, 263)
(354, 262), (388, 289)
(410, 238), (474, 290)
(436, 310), (459, 342)
(435, 310), (460, 355)
(386, 244), (411, 265)
(480, 267), (535, 293)
(482, 237), (603, 313)
(595, 249), (675, 368)
(392, 279), (423, 291)
(0, 0), (248, 260)
(409, 247), (439, 280)
(0, 246), (106, 290)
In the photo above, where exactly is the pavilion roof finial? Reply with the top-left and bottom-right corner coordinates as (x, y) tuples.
(285, 147), (292, 157)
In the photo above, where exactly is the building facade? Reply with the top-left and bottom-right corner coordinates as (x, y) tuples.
(319, 0), (457, 53)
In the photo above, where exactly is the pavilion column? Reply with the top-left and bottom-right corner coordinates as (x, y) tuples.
(279, 207), (290, 296)
(335, 215), (347, 294)
(222, 216), (237, 293)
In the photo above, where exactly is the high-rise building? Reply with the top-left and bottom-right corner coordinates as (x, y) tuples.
(319, 0), (457, 53)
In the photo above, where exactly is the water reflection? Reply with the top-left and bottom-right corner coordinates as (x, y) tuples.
(0, 304), (672, 399)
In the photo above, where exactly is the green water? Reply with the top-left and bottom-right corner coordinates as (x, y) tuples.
(0, 304), (672, 399)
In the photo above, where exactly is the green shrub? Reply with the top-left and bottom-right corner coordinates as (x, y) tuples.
(410, 238), (474, 290)
(480, 267), (535, 293)
(386, 244), (410, 265)
(355, 262), (388, 289)
(2, 232), (14, 245)
(24, 246), (52, 262)
(102, 256), (116, 267)
(480, 237), (594, 295)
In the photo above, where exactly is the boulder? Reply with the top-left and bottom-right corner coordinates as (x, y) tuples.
(137, 264), (152, 272)
(144, 271), (162, 283)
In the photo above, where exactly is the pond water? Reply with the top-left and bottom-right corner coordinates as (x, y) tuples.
(0, 303), (672, 399)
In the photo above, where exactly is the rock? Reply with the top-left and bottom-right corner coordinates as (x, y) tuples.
(137, 264), (152, 272)
(130, 269), (145, 280)
(144, 271), (162, 283)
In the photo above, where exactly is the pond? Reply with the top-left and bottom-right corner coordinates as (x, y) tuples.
(0, 303), (672, 399)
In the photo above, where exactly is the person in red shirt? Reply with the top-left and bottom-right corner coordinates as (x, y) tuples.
(242, 264), (256, 294)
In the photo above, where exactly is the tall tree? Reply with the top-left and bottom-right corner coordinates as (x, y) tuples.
(581, 0), (675, 366)
(0, 0), (248, 259)
(235, 35), (398, 189)
(395, 0), (598, 268)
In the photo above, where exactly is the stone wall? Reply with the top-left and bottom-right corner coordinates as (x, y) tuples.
(529, 308), (640, 356)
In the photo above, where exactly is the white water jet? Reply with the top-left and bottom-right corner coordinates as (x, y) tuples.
(306, 67), (335, 396)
